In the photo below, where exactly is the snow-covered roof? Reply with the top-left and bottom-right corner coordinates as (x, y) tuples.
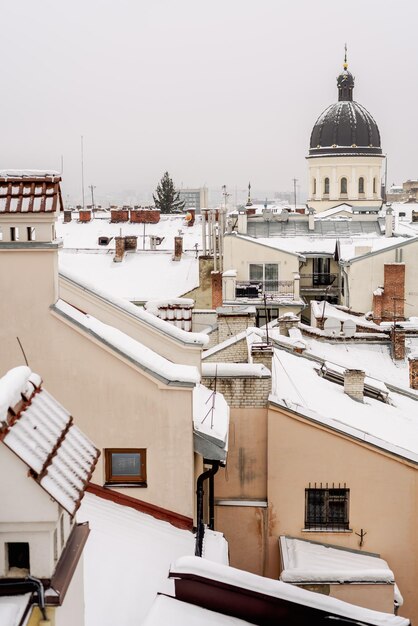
(0, 366), (99, 516)
(280, 536), (396, 585)
(193, 384), (229, 461)
(77, 493), (228, 626)
(169, 556), (408, 626)
(53, 300), (201, 386)
(0, 169), (60, 179)
(0, 594), (32, 626)
(202, 363), (271, 378)
(58, 249), (199, 302)
(59, 268), (209, 347)
(141, 595), (253, 626)
(271, 348), (418, 463)
(310, 301), (383, 331)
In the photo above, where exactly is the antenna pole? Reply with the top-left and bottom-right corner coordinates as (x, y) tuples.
(81, 136), (85, 210)
(89, 185), (96, 210)
(292, 178), (298, 211)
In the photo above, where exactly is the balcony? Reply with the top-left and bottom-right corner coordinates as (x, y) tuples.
(235, 280), (294, 300)
(300, 273), (340, 293)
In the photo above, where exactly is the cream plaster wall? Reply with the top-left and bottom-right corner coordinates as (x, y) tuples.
(307, 155), (384, 212)
(223, 235), (300, 281)
(342, 241), (418, 316)
(55, 556), (85, 626)
(0, 246), (196, 519)
(267, 404), (418, 622)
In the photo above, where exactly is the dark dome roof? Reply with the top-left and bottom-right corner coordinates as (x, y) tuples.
(309, 67), (381, 156)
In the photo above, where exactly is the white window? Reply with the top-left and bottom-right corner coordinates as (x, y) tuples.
(249, 263), (279, 292)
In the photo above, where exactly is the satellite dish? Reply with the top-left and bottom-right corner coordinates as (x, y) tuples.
(342, 319), (356, 338)
(323, 317), (341, 337)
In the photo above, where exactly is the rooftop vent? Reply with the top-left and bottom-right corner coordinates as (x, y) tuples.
(316, 362), (389, 403)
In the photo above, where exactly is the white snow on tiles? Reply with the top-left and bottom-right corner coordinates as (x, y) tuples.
(1, 367), (99, 516)
(141, 595), (253, 626)
(77, 493), (227, 626)
(55, 299), (201, 385)
(271, 349), (418, 462)
(170, 556), (409, 626)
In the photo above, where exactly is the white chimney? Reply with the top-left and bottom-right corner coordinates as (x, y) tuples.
(308, 207), (315, 231)
(344, 369), (365, 402)
(237, 210), (247, 235)
(385, 205), (393, 238)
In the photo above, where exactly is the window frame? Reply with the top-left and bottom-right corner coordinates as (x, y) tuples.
(304, 487), (350, 531)
(104, 448), (147, 486)
(6, 542), (30, 574)
(324, 177), (330, 195)
(358, 177), (365, 194)
(340, 177), (348, 195)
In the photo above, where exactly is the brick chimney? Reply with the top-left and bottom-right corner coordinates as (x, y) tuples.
(78, 209), (91, 223)
(173, 235), (183, 261)
(344, 369), (365, 402)
(278, 313), (299, 337)
(63, 210), (72, 223)
(114, 236), (125, 263)
(392, 329), (405, 360)
(111, 208), (129, 223)
(211, 271), (223, 309)
(408, 354), (418, 390)
(251, 343), (274, 373)
(124, 235), (138, 251)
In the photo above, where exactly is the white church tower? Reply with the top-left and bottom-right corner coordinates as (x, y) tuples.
(307, 50), (384, 212)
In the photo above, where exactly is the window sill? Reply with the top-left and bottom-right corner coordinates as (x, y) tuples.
(302, 528), (352, 533)
(104, 482), (147, 488)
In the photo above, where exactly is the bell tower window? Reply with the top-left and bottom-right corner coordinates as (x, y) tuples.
(324, 178), (330, 195)
(358, 177), (364, 194)
(340, 178), (347, 195)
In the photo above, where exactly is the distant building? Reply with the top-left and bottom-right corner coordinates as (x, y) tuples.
(179, 187), (208, 212)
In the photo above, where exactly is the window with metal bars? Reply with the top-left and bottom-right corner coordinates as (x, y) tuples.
(305, 485), (349, 530)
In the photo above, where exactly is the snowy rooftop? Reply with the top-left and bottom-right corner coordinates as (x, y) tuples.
(193, 384), (229, 461)
(141, 595), (253, 626)
(0, 594), (32, 626)
(0, 366), (99, 515)
(169, 556), (408, 626)
(280, 536), (396, 585)
(0, 173), (63, 213)
(53, 300), (201, 386)
(77, 493), (228, 626)
(56, 212), (203, 302)
(271, 348), (418, 463)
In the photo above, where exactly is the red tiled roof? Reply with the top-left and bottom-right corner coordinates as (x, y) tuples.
(0, 171), (63, 213)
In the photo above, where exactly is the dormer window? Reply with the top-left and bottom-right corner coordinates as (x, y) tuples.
(7, 542), (30, 575)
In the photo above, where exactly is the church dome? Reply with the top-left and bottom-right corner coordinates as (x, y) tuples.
(309, 62), (381, 157)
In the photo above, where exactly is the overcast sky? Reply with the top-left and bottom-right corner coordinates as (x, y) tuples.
(1, 0), (417, 205)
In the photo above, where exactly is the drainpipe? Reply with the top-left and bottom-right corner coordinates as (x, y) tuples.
(195, 461), (220, 557)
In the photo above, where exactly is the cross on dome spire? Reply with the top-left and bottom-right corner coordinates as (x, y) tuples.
(337, 45), (354, 101)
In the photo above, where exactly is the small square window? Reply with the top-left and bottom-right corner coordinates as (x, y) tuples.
(305, 487), (349, 530)
(104, 448), (147, 486)
(7, 542), (30, 574)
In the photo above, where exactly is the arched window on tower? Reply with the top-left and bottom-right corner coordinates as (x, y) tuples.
(373, 177), (377, 194)
(313, 178), (316, 196)
(358, 177), (364, 194)
(340, 177), (347, 195)
(324, 178), (330, 195)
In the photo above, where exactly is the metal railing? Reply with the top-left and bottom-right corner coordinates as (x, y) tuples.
(300, 273), (339, 288)
(235, 280), (294, 299)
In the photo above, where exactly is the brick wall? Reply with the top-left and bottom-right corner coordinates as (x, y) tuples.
(217, 313), (256, 343)
(111, 209), (129, 223)
(251, 346), (273, 372)
(130, 209), (160, 224)
(174, 236), (183, 261)
(393, 330), (405, 360)
(374, 264), (406, 323)
(202, 376), (271, 408)
(205, 338), (248, 363)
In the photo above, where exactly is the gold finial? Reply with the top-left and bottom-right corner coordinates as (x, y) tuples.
(343, 43), (348, 70)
